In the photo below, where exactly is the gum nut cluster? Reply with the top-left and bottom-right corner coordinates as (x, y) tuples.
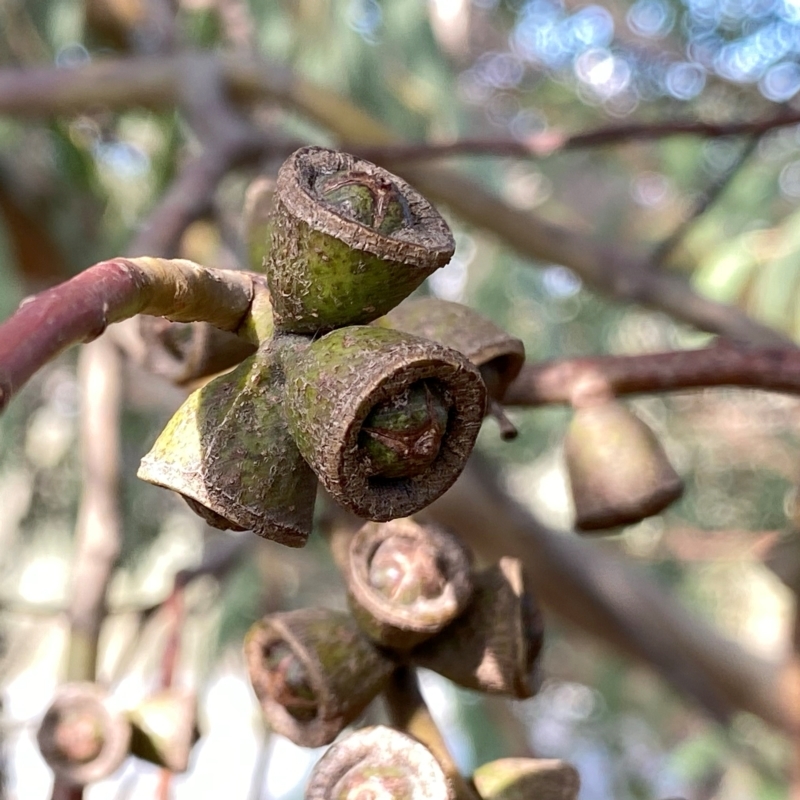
(139, 147), (525, 549)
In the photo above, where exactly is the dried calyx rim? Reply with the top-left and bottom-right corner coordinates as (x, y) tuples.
(346, 518), (474, 650)
(243, 609), (394, 747)
(283, 326), (486, 521)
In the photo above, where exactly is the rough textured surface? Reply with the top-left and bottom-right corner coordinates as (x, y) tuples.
(382, 297), (525, 400)
(472, 758), (580, 800)
(243, 609), (395, 748)
(411, 558), (544, 698)
(283, 326), (486, 521)
(305, 726), (455, 800)
(138, 335), (318, 547)
(346, 518), (474, 650)
(564, 400), (684, 531)
(266, 147), (454, 334)
(37, 682), (131, 786)
(127, 689), (197, 773)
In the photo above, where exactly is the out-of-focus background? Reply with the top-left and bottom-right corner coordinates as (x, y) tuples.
(2, 0), (800, 797)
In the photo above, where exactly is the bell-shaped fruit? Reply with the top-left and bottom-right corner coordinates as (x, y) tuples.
(138, 336), (318, 547)
(244, 609), (394, 747)
(282, 326), (486, 521)
(565, 400), (683, 532)
(265, 147), (454, 334)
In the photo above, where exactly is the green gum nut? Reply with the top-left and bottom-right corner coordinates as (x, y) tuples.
(472, 758), (581, 800)
(243, 610), (395, 748)
(306, 726), (455, 800)
(282, 326), (486, 521)
(137, 335), (318, 548)
(265, 147), (455, 334)
(564, 400), (684, 532)
(382, 297), (525, 401)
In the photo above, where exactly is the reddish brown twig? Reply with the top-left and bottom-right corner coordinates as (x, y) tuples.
(0, 257), (268, 412)
(356, 114), (800, 163)
(503, 345), (800, 408)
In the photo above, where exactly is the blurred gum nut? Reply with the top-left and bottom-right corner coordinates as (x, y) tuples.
(137, 335), (318, 548)
(564, 399), (683, 532)
(346, 518), (474, 650)
(37, 683), (131, 786)
(411, 557), (544, 698)
(265, 147), (454, 334)
(383, 297), (525, 401)
(244, 609), (394, 747)
(127, 689), (198, 773)
(282, 326), (486, 521)
(472, 758), (580, 800)
(305, 725), (456, 800)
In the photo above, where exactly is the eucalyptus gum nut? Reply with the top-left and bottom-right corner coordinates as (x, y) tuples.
(137, 336), (317, 548)
(565, 401), (684, 532)
(37, 683), (131, 786)
(346, 518), (474, 650)
(382, 298), (525, 400)
(244, 610), (395, 748)
(282, 326), (486, 521)
(472, 758), (580, 800)
(266, 147), (454, 334)
(410, 558), (544, 698)
(306, 726), (455, 800)
(127, 689), (198, 773)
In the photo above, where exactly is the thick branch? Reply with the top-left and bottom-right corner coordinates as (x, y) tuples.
(3, 57), (800, 146)
(398, 166), (791, 348)
(0, 55), (789, 347)
(503, 345), (800, 407)
(0, 257), (268, 411)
